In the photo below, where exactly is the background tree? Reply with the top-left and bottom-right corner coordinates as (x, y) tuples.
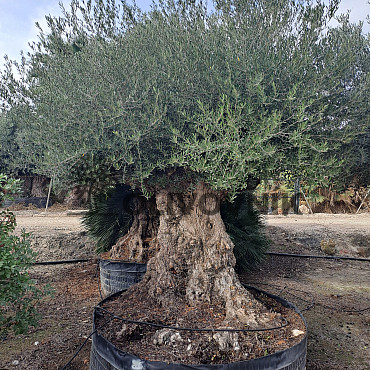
(0, 109), (28, 176)
(0, 112), (14, 174)
(1, 0), (369, 343)
(318, 15), (369, 189)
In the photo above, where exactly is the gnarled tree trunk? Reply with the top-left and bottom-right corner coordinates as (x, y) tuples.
(127, 183), (278, 329)
(109, 196), (160, 263)
(30, 176), (49, 197)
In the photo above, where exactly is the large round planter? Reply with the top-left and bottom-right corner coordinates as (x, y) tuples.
(99, 259), (147, 297)
(90, 286), (307, 370)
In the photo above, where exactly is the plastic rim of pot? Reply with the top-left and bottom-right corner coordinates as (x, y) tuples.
(90, 285), (307, 370)
(99, 258), (147, 297)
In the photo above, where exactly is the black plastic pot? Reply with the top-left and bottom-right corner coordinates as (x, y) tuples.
(90, 286), (307, 370)
(99, 259), (147, 297)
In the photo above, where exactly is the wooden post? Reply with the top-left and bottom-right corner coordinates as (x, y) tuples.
(45, 175), (53, 212)
(294, 177), (300, 214)
(356, 187), (370, 213)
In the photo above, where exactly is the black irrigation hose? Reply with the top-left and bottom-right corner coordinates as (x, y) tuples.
(60, 275), (369, 368)
(267, 252), (370, 262)
(95, 306), (288, 333)
(32, 258), (92, 265)
(33, 253), (370, 266)
(59, 254), (369, 368)
(60, 316), (115, 370)
(251, 282), (370, 314)
(276, 285), (315, 312)
(244, 282), (315, 312)
(61, 279), (288, 368)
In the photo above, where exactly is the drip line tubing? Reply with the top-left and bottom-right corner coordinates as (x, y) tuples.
(267, 252), (370, 262)
(60, 315), (115, 370)
(276, 285), (315, 312)
(31, 253), (370, 267)
(32, 258), (92, 265)
(95, 306), (288, 333)
(249, 282), (370, 313)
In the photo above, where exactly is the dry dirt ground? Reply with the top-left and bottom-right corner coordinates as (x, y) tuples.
(0, 210), (369, 369)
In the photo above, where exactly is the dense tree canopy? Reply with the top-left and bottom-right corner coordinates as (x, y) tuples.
(1, 0), (368, 193)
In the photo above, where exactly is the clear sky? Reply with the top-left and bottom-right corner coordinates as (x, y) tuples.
(0, 0), (369, 64)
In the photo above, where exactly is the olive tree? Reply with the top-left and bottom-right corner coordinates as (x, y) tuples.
(2, 0), (369, 331)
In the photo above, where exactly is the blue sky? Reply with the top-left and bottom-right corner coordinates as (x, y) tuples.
(0, 0), (369, 63)
(0, 0), (154, 62)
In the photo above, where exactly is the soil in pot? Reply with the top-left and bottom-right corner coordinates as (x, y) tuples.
(95, 286), (306, 365)
(93, 183), (307, 366)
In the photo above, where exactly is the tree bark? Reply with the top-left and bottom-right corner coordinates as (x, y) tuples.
(132, 183), (278, 328)
(109, 196), (160, 263)
(30, 176), (48, 197)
